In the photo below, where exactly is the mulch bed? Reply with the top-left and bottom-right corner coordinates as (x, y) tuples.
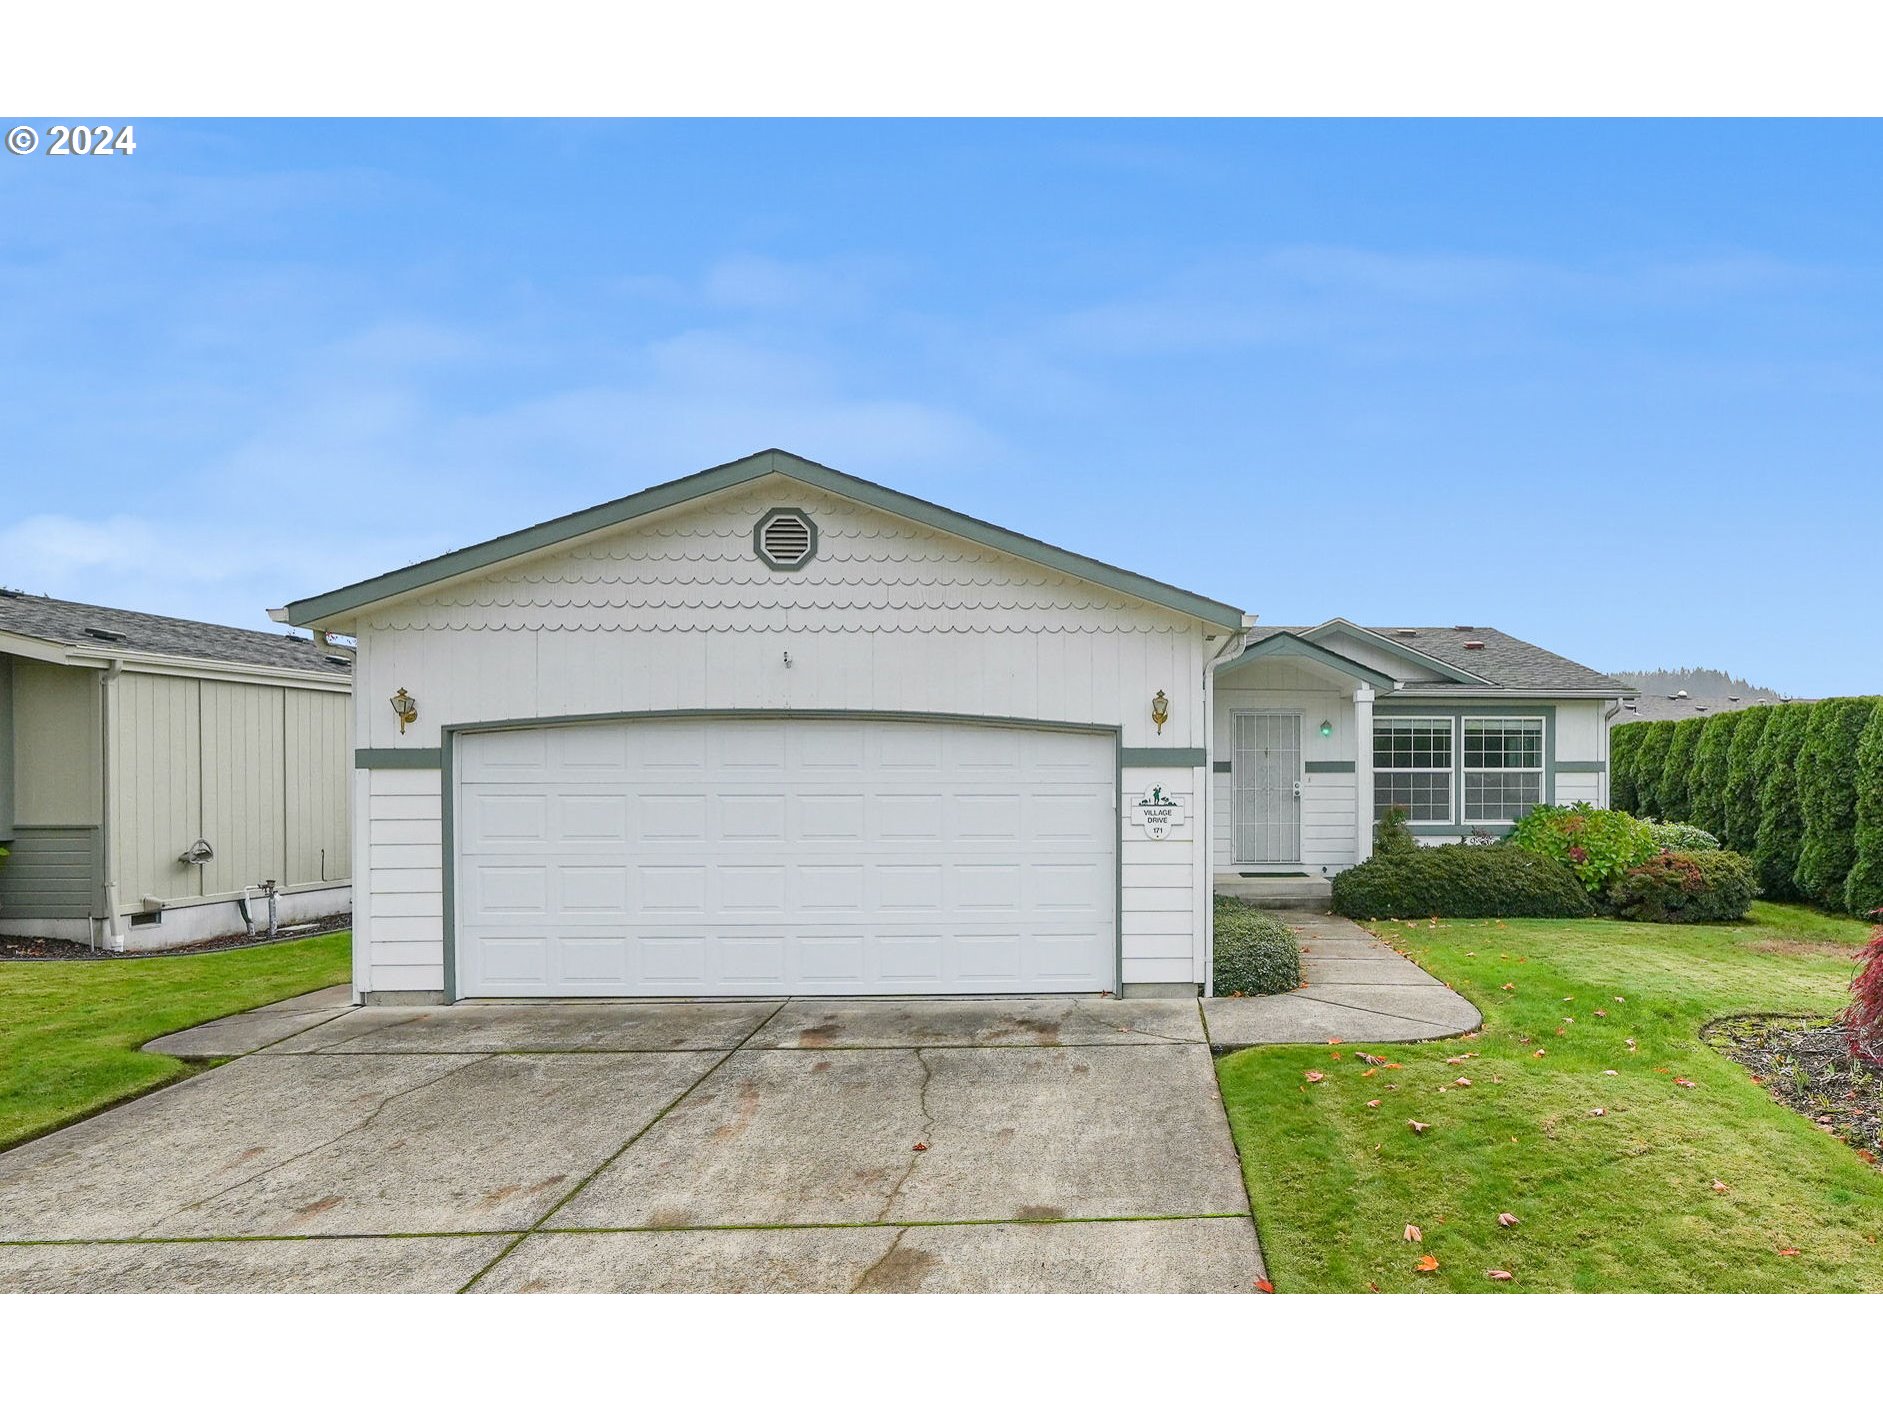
(1704, 1013), (1883, 1164)
(0, 914), (351, 961)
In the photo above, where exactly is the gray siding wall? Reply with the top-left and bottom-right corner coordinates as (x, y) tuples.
(110, 673), (350, 908)
(0, 825), (101, 919)
(0, 659), (13, 837)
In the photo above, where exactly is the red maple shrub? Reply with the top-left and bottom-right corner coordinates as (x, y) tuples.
(1849, 912), (1883, 1066)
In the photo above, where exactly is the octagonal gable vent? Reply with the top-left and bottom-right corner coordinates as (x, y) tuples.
(754, 508), (817, 571)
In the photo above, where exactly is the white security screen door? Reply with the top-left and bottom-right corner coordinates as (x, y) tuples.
(454, 716), (1117, 997)
(1234, 712), (1302, 864)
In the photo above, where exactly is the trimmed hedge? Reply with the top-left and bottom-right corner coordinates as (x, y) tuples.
(1607, 849), (1757, 924)
(1610, 726), (1641, 815)
(1751, 703), (1812, 902)
(1646, 820), (1720, 852)
(1632, 720), (1678, 820)
(1688, 712), (1739, 840)
(1846, 705), (1883, 919)
(1722, 704), (1773, 850)
(1332, 842), (1595, 920)
(1657, 718), (1705, 827)
(1796, 696), (1881, 910)
(1508, 803), (1656, 895)
(1212, 897), (1302, 996)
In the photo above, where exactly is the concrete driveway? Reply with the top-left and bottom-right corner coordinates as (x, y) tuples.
(0, 995), (1261, 1293)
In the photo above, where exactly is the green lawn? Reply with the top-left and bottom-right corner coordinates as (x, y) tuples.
(0, 932), (350, 1152)
(1218, 903), (1883, 1292)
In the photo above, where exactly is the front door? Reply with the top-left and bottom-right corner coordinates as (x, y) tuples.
(1234, 712), (1302, 864)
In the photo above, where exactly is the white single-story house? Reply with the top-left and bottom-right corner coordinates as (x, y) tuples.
(0, 593), (353, 951)
(280, 449), (1633, 1003)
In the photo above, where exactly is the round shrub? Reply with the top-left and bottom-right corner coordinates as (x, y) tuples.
(1645, 819), (1720, 852)
(1331, 843), (1596, 920)
(1607, 849), (1757, 923)
(1212, 898), (1301, 996)
(1508, 803), (1657, 895)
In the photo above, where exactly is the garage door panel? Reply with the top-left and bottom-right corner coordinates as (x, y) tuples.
(456, 718), (1115, 997)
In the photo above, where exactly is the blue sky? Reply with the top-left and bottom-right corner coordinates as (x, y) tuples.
(2, 120), (1877, 694)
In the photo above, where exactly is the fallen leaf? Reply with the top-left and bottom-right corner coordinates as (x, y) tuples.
(1860, 1151), (1878, 1165)
(1562, 996), (1574, 1002)
(912, 1142), (928, 1152)
(1778, 1247), (1801, 1257)
(1404, 1223), (1422, 1242)
(1304, 1070), (1325, 1083)
(1255, 1277), (1276, 1292)
(1497, 1212), (1519, 1227)
(1674, 1077), (1698, 1089)
(1362, 1068), (1378, 1078)
(1409, 1120), (1430, 1133)
(1454, 1077), (1472, 1087)
(1501, 983), (1516, 992)
(1711, 1180), (1729, 1193)
(1603, 1069), (1619, 1076)
(1382, 1062), (1403, 1070)
(1589, 1107), (1607, 1117)
(1366, 1281), (1381, 1292)
(1486, 1269), (1514, 1281)
(1365, 1099), (1381, 1109)
(1594, 1009), (1608, 1018)
(1414, 1254), (1440, 1272)
(1532, 1048), (1547, 1058)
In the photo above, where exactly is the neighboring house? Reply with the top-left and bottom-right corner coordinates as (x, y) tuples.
(281, 449), (1631, 1004)
(1612, 692), (1795, 724)
(0, 593), (353, 951)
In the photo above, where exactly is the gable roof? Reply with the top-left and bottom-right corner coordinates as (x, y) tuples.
(0, 591), (352, 677)
(282, 448), (1248, 630)
(1217, 631), (1398, 690)
(1239, 622), (1636, 697)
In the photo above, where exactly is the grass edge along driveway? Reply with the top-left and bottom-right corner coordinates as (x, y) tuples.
(0, 931), (350, 1152)
(1217, 904), (1883, 1292)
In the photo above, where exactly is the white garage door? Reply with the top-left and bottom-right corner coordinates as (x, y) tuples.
(453, 716), (1117, 997)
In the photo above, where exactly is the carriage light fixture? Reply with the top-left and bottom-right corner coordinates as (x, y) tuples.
(1319, 719), (1333, 737)
(1151, 689), (1169, 735)
(390, 687), (418, 734)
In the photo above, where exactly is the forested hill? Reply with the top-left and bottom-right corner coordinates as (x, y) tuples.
(1611, 668), (1781, 699)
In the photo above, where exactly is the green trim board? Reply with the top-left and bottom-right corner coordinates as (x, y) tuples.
(1372, 703), (1559, 829)
(355, 748), (443, 769)
(1120, 747), (1206, 766)
(432, 707), (1132, 1004)
(1556, 759), (1607, 772)
(1216, 632), (1397, 690)
(1303, 760), (1354, 773)
(286, 448), (1246, 630)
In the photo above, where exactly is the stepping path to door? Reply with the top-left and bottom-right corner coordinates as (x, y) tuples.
(1202, 910), (1481, 1049)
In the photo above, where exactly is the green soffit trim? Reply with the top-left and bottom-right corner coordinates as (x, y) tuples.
(356, 748), (443, 769)
(286, 449), (1246, 630)
(1120, 747), (1207, 766)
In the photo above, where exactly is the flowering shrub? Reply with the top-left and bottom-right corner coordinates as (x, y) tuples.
(1608, 849), (1757, 923)
(1645, 819), (1721, 852)
(1508, 803), (1657, 895)
(1847, 914), (1883, 1065)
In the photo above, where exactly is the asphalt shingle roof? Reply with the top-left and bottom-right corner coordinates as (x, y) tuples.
(1246, 624), (1635, 696)
(0, 592), (351, 677)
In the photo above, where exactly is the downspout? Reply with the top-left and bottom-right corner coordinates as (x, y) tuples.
(1601, 698), (1623, 810)
(1200, 628), (1250, 999)
(99, 658), (126, 952)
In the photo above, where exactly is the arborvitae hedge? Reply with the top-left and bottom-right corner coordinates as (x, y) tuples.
(1845, 705), (1883, 919)
(1796, 696), (1882, 910)
(1688, 712), (1739, 839)
(1752, 704), (1812, 902)
(1657, 718), (1705, 823)
(1722, 704), (1773, 850)
(1632, 720), (1678, 820)
(1610, 725), (1640, 815)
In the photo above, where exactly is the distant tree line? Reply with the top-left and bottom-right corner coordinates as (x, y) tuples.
(1612, 698), (1883, 917)
(1612, 667), (1782, 700)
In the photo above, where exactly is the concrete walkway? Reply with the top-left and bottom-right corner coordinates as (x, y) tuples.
(0, 995), (1261, 1293)
(1202, 911), (1481, 1049)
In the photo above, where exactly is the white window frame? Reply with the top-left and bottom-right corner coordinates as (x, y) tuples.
(1373, 716), (1455, 825)
(1461, 715), (1546, 825)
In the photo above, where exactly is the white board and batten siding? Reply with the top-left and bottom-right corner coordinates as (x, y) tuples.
(347, 474), (1218, 998)
(1211, 661), (1359, 873)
